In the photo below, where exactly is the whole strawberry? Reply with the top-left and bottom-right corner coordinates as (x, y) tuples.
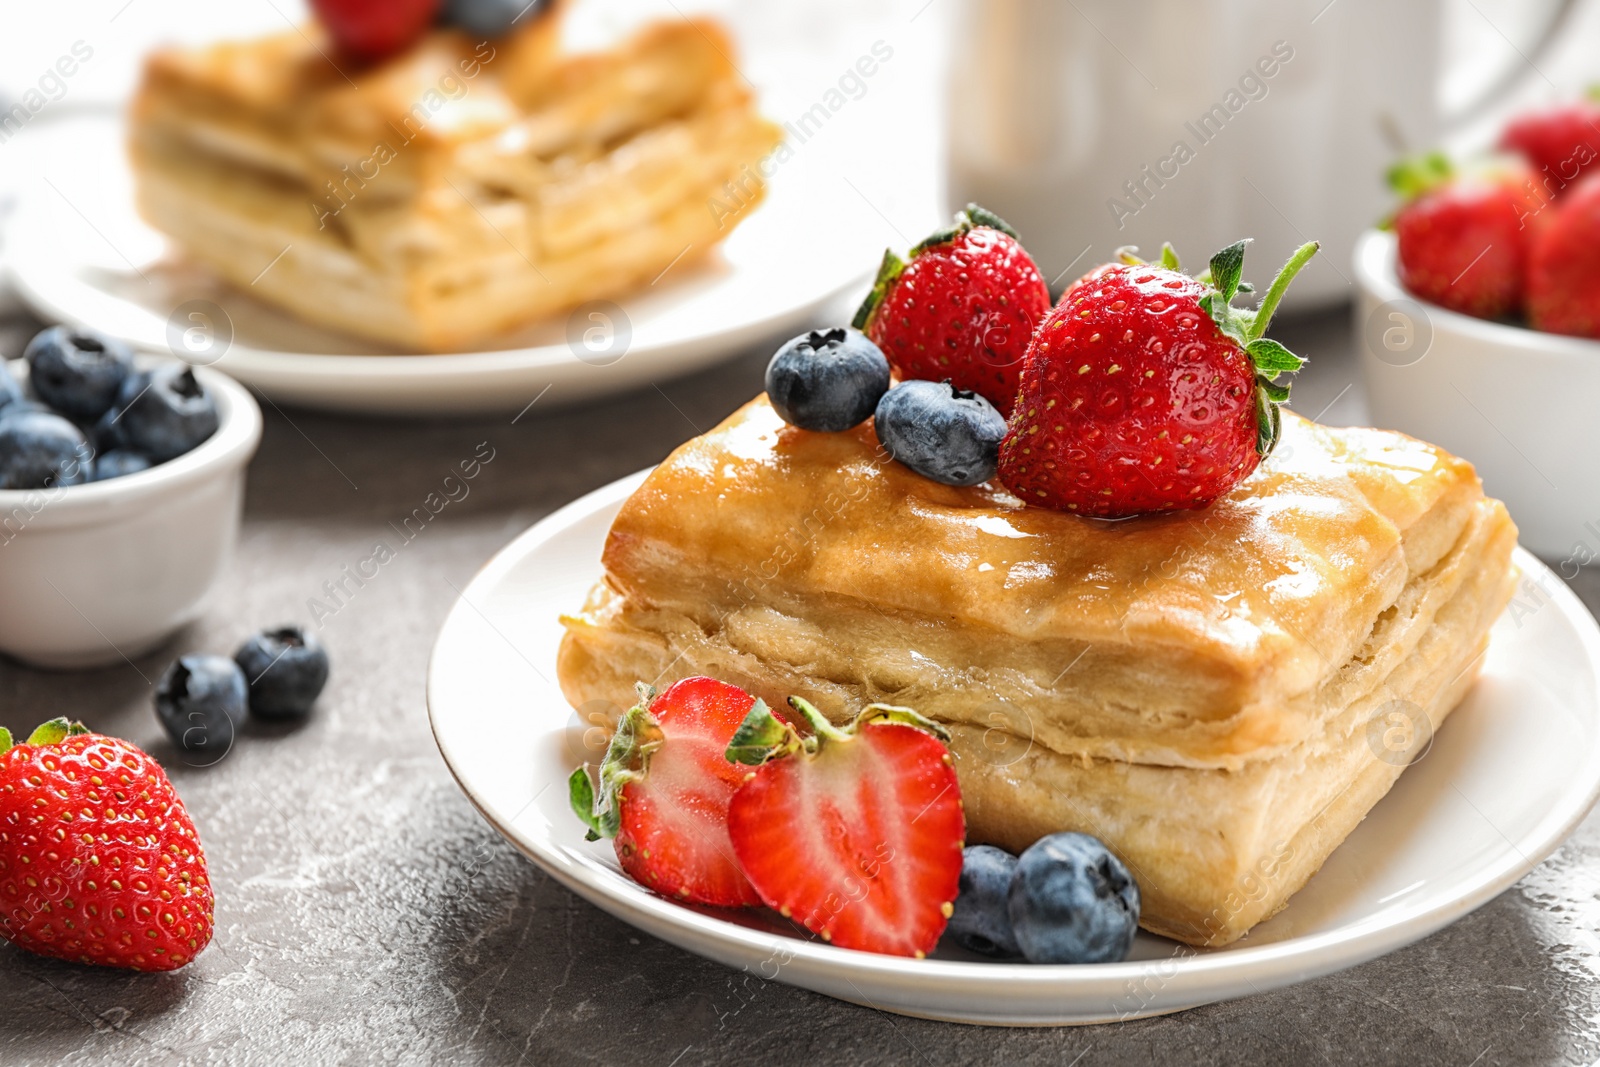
(1500, 98), (1600, 194)
(999, 240), (1317, 518)
(311, 0), (441, 62)
(1388, 154), (1540, 319)
(0, 719), (213, 972)
(724, 698), (964, 958)
(853, 204), (1051, 416)
(1527, 171), (1600, 338)
(570, 678), (763, 908)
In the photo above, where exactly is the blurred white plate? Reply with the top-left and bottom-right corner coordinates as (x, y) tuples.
(428, 469), (1600, 1025)
(5, 115), (890, 414)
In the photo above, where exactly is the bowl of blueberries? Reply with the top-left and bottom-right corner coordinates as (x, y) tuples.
(0, 326), (262, 668)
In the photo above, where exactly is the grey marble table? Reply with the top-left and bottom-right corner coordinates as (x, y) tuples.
(0, 305), (1597, 1067)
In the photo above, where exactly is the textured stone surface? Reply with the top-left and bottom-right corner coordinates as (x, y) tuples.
(0, 307), (1597, 1067)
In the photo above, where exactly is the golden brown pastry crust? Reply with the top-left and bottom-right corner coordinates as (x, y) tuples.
(127, 11), (782, 350)
(556, 396), (1518, 946)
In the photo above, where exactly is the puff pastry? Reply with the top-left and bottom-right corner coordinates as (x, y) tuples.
(557, 396), (1518, 947)
(128, 6), (782, 351)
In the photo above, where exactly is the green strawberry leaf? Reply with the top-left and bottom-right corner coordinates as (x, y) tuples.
(1246, 338), (1305, 377)
(961, 203), (1021, 241)
(568, 766), (606, 842)
(1159, 243), (1181, 271)
(0, 727), (12, 754)
(569, 688), (666, 841)
(1254, 384), (1284, 456)
(851, 248), (906, 330)
(1208, 240), (1250, 303)
(1114, 245), (1145, 266)
(26, 718), (76, 746)
(723, 699), (795, 765)
(1258, 377), (1291, 403)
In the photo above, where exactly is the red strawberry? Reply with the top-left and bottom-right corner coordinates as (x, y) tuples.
(569, 678), (762, 907)
(998, 240), (1317, 517)
(1500, 98), (1600, 195)
(853, 204), (1051, 416)
(1388, 154), (1542, 319)
(1527, 171), (1600, 338)
(311, 0), (442, 62)
(723, 698), (964, 958)
(0, 719), (213, 972)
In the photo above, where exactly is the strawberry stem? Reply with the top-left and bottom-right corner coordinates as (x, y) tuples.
(858, 704), (952, 742)
(786, 697), (850, 744)
(1246, 241), (1320, 344)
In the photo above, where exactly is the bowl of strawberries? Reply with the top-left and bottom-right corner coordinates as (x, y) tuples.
(1355, 96), (1600, 561)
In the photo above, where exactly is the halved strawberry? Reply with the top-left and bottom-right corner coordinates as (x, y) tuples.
(569, 678), (762, 907)
(723, 698), (964, 958)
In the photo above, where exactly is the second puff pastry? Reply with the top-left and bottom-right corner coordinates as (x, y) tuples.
(128, 6), (782, 351)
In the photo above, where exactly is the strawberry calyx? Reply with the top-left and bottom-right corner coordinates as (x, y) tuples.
(569, 682), (670, 841)
(1386, 151), (1456, 205)
(725, 696), (950, 766)
(1185, 239), (1319, 457)
(0, 718), (91, 754)
(850, 203), (1022, 331)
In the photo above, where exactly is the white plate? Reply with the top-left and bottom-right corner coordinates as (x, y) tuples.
(5, 115), (889, 415)
(426, 471), (1600, 1025)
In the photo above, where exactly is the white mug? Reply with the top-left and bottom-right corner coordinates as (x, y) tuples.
(945, 0), (1575, 306)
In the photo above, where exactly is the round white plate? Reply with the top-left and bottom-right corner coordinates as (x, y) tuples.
(4, 115), (889, 415)
(427, 471), (1600, 1026)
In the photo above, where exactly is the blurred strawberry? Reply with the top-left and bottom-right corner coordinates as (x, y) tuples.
(1527, 171), (1600, 338)
(1388, 153), (1542, 320)
(311, 0), (442, 62)
(1500, 97), (1600, 195)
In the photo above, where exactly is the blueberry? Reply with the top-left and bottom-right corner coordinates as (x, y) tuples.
(0, 359), (22, 414)
(0, 410), (92, 490)
(441, 0), (548, 37)
(765, 327), (890, 432)
(22, 326), (133, 422)
(91, 450), (152, 482)
(0, 399), (52, 424)
(1008, 832), (1140, 964)
(234, 625), (330, 719)
(873, 379), (1007, 486)
(155, 654), (248, 754)
(90, 406), (128, 453)
(948, 845), (1023, 957)
(118, 364), (218, 462)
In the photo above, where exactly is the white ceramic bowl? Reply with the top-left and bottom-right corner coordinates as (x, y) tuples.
(1354, 229), (1600, 562)
(0, 362), (262, 668)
